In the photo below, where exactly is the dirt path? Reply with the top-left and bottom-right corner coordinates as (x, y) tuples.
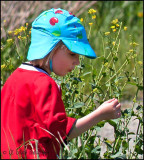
(96, 100), (143, 159)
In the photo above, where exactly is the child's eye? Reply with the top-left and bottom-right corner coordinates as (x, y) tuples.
(70, 52), (76, 56)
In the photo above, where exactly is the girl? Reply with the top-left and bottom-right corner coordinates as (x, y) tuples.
(1, 8), (121, 159)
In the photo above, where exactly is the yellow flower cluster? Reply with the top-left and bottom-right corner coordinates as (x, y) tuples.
(88, 9), (97, 14)
(111, 19), (118, 24)
(14, 26), (27, 35)
(110, 19), (121, 32)
(88, 8), (97, 20)
(130, 42), (139, 47)
(7, 39), (13, 43)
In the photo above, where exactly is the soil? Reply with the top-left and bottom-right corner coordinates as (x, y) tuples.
(96, 100), (143, 159)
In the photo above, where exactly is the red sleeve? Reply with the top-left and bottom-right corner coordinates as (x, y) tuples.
(31, 74), (76, 142)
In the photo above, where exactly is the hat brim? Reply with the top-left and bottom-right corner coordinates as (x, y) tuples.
(62, 39), (97, 59)
(27, 29), (60, 60)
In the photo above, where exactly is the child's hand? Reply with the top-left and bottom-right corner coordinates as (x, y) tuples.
(96, 98), (121, 120)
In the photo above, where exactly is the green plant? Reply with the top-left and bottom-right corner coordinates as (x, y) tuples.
(1, 2), (143, 159)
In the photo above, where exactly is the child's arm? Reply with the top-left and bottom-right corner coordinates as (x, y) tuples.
(68, 98), (121, 140)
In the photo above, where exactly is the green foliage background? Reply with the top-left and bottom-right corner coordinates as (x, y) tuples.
(1, 1), (143, 159)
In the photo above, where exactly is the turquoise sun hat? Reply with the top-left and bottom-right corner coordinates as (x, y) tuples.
(27, 8), (97, 60)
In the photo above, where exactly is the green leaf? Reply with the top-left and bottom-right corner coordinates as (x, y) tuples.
(71, 77), (82, 82)
(96, 121), (106, 127)
(51, 30), (61, 36)
(82, 72), (91, 77)
(91, 146), (101, 158)
(123, 108), (132, 116)
(136, 105), (142, 110)
(107, 119), (118, 128)
(104, 140), (113, 150)
(70, 102), (85, 109)
(137, 85), (143, 90)
(135, 144), (143, 154)
(127, 82), (137, 86)
(113, 56), (118, 61)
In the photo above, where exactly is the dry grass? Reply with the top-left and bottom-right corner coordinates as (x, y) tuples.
(1, 1), (97, 38)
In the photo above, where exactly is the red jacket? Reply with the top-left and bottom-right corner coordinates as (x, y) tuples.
(1, 63), (76, 159)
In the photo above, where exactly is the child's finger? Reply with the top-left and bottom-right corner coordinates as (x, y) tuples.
(104, 98), (116, 103)
(111, 98), (119, 106)
(116, 103), (121, 109)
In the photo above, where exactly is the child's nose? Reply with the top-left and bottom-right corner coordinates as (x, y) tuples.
(75, 55), (80, 65)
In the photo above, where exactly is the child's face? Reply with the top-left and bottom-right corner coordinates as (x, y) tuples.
(52, 45), (80, 76)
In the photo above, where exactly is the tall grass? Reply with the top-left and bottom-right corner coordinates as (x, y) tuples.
(1, 1), (143, 159)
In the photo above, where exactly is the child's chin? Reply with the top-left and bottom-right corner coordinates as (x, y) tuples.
(57, 72), (67, 77)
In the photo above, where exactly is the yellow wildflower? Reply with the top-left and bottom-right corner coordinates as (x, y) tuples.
(130, 42), (139, 46)
(111, 19), (118, 24)
(93, 88), (98, 93)
(112, 41), (116, 45)
(3, 20), (6, 23)
(104, 62), (108, 67)
(20, 26), (26, 32)
(88, 9), (97, 14)
(137, 12), (143, 18)
(7, 39), (13, 43)
(26, 23), (28, 26)
(116, 24), (120, 27)
(29, 31), (31, 34)
(111, 26), (115, 29)
(18, 36), (21, 39)
(124, 26), (127, 31)
(89, 23), (93, 26)
(105, 32), (110, 36)
(138, 61), (142, 65)
(129, 49), (134, 52)
(92, 15), (96, 19)
(8, 31), (13, 34)
(113, 29), (116, 32)
(22, 36), (26, 40)
(80, 18), (84, 22)
(14, 29), (20, 35)
(1, 64), (6, 69)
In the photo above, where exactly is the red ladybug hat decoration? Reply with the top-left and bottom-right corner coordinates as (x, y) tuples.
(27, 8), (97, 60)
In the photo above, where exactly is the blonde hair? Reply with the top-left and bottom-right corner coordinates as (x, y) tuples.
(30, 41), (67, 72)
